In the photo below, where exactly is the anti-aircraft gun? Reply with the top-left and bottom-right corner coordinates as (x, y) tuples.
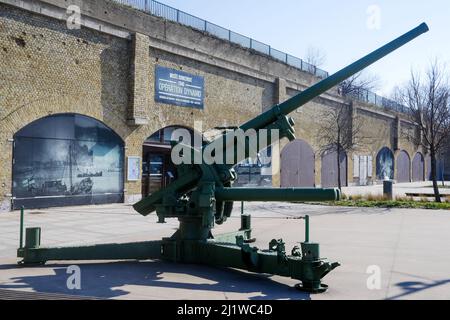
(17, 23), (428, 293)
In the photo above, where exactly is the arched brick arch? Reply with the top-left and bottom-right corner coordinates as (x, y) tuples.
(143, 125), (203, 145)
(1, 96), (129, 211)
(397, 150), (411, 183)
(3, 94), (130, 142)
(281, 139), (315, 187)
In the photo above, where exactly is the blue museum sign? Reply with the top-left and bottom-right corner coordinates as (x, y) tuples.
(155, 66), (204, 109)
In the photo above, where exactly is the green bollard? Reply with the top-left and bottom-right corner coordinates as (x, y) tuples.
(25, 228), (41, 249)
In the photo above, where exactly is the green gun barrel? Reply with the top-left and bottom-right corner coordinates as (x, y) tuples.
(133, 23), (428, 217)
(239, 23), (429, 132)
(215, 188), (340, 202)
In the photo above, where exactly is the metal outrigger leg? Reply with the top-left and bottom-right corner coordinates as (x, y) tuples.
(17, 206), (338, 294)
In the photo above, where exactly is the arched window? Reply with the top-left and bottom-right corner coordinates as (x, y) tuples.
(376, 147), (394, 180)
(13, 114), (124, 209)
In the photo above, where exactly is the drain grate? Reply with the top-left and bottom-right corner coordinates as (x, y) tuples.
(0, 289), (101, 300)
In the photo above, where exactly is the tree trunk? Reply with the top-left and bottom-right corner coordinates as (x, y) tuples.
(430, 148), (442, 203)
(337, 144), (342, 191)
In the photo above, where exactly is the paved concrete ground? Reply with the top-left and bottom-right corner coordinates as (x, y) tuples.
(0, 201), (449, 300)
(342, 181), (450, 199)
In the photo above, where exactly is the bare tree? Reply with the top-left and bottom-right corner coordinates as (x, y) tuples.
(305, 46), (327, 69)
(339, 71), (380, 97)
(393, 60), (450, 202)
(317, 103), (366, 191)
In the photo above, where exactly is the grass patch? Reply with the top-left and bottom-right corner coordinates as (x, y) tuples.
(307, 190), (450, 210)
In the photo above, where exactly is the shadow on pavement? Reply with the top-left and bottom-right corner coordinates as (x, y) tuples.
(386, 272), (450, 300)
(249, 205), (396, 218)
(0, 261), (311, 300)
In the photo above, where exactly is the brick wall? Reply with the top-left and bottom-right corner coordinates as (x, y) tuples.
(0, 0), (429, 211)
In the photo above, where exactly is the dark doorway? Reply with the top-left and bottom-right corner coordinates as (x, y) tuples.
(12, 114), (124, 209)
(142, 126), (195, 197)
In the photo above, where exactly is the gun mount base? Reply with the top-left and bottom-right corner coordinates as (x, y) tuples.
(295, 283), (329, 294)
(17, 214), (338, 294)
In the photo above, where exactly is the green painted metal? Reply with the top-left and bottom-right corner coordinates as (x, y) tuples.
(212, 230), (251, 243)
(305, 215), (310, 243)
(215, 188), (340, 202)
(25, 228), (40, 249)
(19, 206), (24, 249)
(18, 241), (163, 264)
(17, 24), (428, 293)
(161, 238), (339, 288)
(133, 169), (201, 216)
(239, 23), (429, 132)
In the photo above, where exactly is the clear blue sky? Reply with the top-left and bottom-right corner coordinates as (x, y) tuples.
(159, 0), (449, 97)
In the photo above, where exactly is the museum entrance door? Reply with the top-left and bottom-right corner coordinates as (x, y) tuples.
(142, 145), (176, 197)
(142, 126), (196, 197)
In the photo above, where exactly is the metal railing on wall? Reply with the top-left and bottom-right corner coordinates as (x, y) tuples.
(112, 0), (330, 78)
(112, 0), (406, 113)
(342, 87), (407, 113)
